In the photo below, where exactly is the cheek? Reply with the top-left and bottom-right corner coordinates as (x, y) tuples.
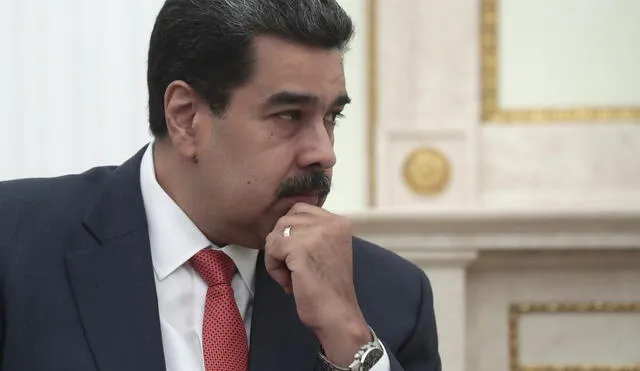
(237, 140), (297, 192)
(241, 167), (286, 195)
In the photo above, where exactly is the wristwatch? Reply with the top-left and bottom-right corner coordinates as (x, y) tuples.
(317, 327), (385, 371)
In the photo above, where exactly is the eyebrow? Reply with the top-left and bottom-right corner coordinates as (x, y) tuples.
(265, 91), (351, 108)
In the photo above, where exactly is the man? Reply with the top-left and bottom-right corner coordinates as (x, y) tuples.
(0, 0), (441, 370)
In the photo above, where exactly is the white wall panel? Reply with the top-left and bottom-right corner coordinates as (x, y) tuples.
(0, 0), (164, 180)
(0, 0), (369, 213)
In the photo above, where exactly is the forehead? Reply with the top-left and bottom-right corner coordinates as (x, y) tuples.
(245, 35), (347, 102)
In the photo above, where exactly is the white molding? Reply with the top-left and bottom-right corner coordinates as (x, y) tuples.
(386, 127), (467, 140)
(481, 190), (640, 209)
(469, 249), (640, 270)
(347, 207), (640, 252)
(400, 251), (479, 268)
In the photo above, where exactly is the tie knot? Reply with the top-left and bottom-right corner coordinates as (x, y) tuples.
(190, 249), (236, 286)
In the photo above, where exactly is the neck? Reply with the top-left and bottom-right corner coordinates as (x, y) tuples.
(151, 141), (264, 249)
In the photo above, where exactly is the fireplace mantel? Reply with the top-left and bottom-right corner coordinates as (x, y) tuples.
(347, 207), (640, 253)
(346, 207), (640, 371)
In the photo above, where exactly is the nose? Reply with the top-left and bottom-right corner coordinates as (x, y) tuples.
(296, 121), (336, 170)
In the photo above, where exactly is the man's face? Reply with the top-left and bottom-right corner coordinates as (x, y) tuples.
(191, 35), (348, 246)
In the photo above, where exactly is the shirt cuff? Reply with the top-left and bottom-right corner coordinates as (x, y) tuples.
(368, 340), (391, 371)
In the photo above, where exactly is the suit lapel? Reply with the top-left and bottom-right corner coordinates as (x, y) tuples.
(248, 251), (320, 370)
(66, 146), (167, 371)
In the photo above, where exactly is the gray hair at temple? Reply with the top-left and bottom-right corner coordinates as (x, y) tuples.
(146, 0), (355, 137)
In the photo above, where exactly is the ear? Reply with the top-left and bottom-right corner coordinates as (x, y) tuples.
(164, 80), (200, 159)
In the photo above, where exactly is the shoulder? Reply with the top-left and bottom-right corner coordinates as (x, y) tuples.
(352, 236), (430, 304)
(352, 236), (426, 283)
(0, 165), (116, 197)
(0, 166), (116, 244)
(0, 166), (116, 199)
(351, 236), (435, 350)
(0, 167), (119, 282)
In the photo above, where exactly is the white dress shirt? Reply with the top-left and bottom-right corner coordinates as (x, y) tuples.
(139, 143), (390, 371)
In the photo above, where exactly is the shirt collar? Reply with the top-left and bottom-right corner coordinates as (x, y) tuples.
(140, 143), (259, 292)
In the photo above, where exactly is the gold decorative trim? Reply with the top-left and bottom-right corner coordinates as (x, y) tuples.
(509, 302), (640, 371)
(401, 148), (451, 195)
(367, 0), (378, 206)
(481, 0), (640, 123)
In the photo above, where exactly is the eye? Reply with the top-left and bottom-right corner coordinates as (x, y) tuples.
(276, 110), (303, 122)
(324, 111), (345, 126)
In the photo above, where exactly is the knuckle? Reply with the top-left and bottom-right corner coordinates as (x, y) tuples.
(290, 203), (309, 215)
(332, 216), (351, 234)
(265, 229), (282, 247)
(275, 217), (291, 231)
(264, 232), (275, 248)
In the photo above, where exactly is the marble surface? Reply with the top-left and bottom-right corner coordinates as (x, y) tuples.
(379, 129), (471, 208)
(425, 267), (471, 371)
(499, 0), (640, 108)
(348, 211), (640, 371)
(375, 0), (480, 207)
(467, 262), (640, 371)
(480, 124), (640, 208)
(367, 0), (640, 369)
(520, 313), (640, 364)
(373, 0), (640, 210)
(348, 207), (640, 252)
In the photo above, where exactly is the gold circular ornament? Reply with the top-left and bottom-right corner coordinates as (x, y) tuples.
(402, 147), (451, 195)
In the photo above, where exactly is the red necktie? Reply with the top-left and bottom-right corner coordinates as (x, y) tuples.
(190, 249), (249, 371)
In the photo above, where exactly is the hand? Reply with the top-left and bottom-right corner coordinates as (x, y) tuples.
(264, 203), (372, 367)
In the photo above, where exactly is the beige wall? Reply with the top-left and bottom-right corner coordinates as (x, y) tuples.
(370, 0), (640, 210)
(362, 0), (640, 370)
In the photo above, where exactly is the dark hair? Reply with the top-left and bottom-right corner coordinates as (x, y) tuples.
(147, 0), (354, 137)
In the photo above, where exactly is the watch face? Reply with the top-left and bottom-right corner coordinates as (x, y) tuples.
(361, 348), (384, 370)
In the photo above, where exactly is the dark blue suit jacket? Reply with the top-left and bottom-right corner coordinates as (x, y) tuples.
(0, 147), (441, 371)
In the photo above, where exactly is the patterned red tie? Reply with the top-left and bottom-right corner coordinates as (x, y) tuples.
(190, 249), (249, 371)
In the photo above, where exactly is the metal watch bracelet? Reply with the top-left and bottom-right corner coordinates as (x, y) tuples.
(317, 326), (384, 371)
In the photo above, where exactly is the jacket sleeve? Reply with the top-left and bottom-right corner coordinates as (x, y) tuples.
(388, 272), (442, 371)
(1, 246), (4, 366)
(1, 288), (4, 366)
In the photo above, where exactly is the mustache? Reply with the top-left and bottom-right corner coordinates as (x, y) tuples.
(277, 170), (331, 199)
